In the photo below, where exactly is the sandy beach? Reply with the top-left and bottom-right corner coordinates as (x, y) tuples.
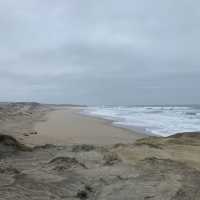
(1, 103), (200, 200)
(34, 107), (145, 146)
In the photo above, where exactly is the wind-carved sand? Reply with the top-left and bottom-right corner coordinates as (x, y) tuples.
(0, 103), (200, 200)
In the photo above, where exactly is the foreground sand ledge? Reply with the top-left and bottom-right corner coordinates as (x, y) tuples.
(1, 103), (200, 199)
(34, 107), (145, 146)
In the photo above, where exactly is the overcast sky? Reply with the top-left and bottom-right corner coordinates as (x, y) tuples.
(0, 0), (199, 105)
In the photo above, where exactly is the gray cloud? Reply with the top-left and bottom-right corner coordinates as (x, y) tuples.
(0, 0), (199, 105)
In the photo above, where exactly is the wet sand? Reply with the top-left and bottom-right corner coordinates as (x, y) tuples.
(34, 107), (145, 145)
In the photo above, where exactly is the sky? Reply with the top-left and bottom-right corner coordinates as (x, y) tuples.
(0, 0), (200, 105)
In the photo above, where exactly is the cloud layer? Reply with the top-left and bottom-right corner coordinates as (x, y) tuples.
(0, 0), (199, 104)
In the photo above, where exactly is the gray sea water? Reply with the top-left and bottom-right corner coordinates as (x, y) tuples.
(83, 105), (200, 136)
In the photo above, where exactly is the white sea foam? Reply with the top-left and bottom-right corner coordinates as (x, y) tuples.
(83, 106), (200, 137)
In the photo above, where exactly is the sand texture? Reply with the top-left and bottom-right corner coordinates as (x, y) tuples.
(0, 103), (200, 199)
(35, 108), (144, 145)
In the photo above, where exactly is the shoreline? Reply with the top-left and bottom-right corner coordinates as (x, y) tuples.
(81, 105), (200, 137)
(1, 103), (200, 199)
(34, 106), (146, 146)
(78, 107), (151, 136)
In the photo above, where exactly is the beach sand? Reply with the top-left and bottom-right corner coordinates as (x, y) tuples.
(34, 107), (145, 145)
(1, 103), (200, 199)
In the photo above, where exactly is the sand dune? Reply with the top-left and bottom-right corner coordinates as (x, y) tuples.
(1, 103), (200, 199)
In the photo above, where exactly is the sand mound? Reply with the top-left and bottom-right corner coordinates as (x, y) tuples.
(48, 156), (87, 171)
(169, 132), (200, 139)
(0, 134), (30, 158)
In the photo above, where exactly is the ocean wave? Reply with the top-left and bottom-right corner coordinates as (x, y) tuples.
(83, 106), (200, 137)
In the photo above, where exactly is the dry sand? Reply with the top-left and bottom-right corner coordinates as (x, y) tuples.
(34, 107), (145, 145)
(1, 103), (200, 200)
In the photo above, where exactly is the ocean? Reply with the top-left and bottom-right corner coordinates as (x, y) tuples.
(83, 105), (200, 137)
